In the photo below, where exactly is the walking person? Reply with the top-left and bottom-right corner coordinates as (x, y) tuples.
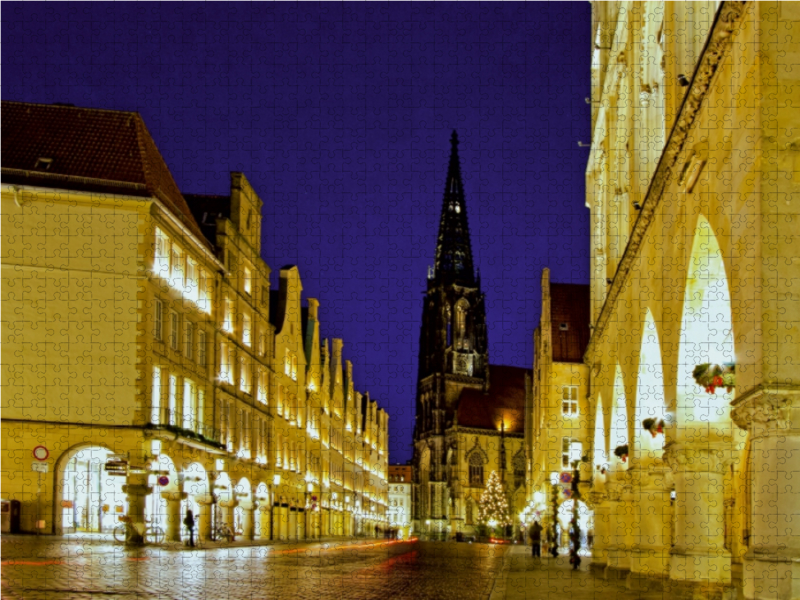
(529, 520), (543, 558)
(184, 509), (195, 547)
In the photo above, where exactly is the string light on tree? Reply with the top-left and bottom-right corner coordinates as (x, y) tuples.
(478, 470), (511, 534)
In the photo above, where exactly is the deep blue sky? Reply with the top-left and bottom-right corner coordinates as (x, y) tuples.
(3, 2), (592, 463)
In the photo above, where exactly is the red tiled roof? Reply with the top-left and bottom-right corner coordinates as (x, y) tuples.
(549, 283), (591, 363)
(1, 101), (210, 248)
(456, 365), (528, 433)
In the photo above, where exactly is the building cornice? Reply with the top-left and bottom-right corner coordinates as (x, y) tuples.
(584, 1), (747, 364)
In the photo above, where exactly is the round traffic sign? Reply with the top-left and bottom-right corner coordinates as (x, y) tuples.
(158, 476), (170, 486)
(33, 446), (49, 461)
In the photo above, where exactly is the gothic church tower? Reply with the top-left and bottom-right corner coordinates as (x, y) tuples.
(412, 131), (489, 536)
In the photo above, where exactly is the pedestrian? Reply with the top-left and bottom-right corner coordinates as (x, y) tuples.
(183, 509), (195, 547)
(529, 520), (542, 558)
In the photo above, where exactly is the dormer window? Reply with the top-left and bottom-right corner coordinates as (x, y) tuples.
(559, 323), (569, 331)
(34, 157), (53, 170)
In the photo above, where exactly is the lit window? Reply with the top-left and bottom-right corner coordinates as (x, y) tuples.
(223, 298), (234, 333)
(291, 353), (297, 381)
(183, 379), (195, 430)
(168, 375), (177, 425)
(151, 366), (162, 424)
(154, 299), (164, 341)
(242, 312), (252, 347)
(197, 388), (205, 435)
(154, 228), (170, 278)
(240, 356), (251, 394)
(258, 370), (268, 405)
(220, 342), (234, 385)
(562, 386), (578, 416)
(198, 269), (212, 314)
(170, 246), (184, 290)
(562, 438), (582, 469)
(186, 257), (199, 303)
(284, 348), (291, 376)
(169, 311), (180, 351)
(243, 265), (252, 295)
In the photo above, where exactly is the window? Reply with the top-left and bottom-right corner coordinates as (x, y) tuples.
(468, 452), (484, 487)
(151, 366), (162, 424)
(261, 286), (268, 308)
(277, 385), (284, 417)
(242, 312), (252, 347)
(562, 438), (582, 469)
(198, 330), (206, 367)
(170, 246), (184, 290)
(562, 385), (578, 417)
(257, 328), (266, 357)
(559, 322), (569, 331)
(186, 257), (198, 303)
(284, 348), (291, 376)
(169, 311), (180, 351)
(154, 299), (164, 341)
(291, 353), (297, 381)
(184, 321), (194, 360)
(154, 228), (170, 277)
(258, 370), (268, 405)
(183, 379), (195, 430)
(243, 265), (252, 295)
(220, 342), (234, 384)
(240, 355), (251, 394)
(168, 375), (178, 426)
(197, 388), (205, 435)
(513, 452), (525, 490)
(222, 298), (234, 333)
(198, 269), (212, 314)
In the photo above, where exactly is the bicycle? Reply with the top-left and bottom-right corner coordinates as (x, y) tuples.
(211, 522), (234, 542)
(113, 517), (165, 545)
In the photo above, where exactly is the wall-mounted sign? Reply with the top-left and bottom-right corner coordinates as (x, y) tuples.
(33, 446), (49, 461)
(158, 476), (169, 487)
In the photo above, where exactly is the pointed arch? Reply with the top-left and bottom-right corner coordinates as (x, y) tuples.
(593, 394), (608, 469)
(610, 365), (629, 467)
(677, 215), (735, 441)
(634, 309), (667, 464)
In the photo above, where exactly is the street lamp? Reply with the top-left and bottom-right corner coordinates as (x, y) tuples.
(549, 472), (560, 557)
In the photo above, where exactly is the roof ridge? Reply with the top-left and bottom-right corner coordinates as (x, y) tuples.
(1, 100), (139, 117)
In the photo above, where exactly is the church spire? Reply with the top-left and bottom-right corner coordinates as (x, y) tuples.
(433, 130), (475, 286)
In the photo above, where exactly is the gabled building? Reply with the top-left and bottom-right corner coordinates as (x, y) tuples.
(0, 100), (388, 542)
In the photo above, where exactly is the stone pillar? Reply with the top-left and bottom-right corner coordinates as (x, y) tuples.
(122, 479), (152, 546)
(664, 442), (732, 590)
(278, 503), (289, 540)
(732, 390), (800, 600)
(256, 502), (271, 540)
(605, 472), (628, 578)
(589, 492), (610, 574)
(196, 497), (214, 543)
(629, 466), (671, 589)
(240, 503), (255, 541)
(162, 492), (187, 543)
(218, 498), (238, 540)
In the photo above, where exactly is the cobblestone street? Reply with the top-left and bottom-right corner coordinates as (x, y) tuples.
(1, 536), (696, 600)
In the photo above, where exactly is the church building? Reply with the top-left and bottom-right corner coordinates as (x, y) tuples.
(411, 132), (529, 540)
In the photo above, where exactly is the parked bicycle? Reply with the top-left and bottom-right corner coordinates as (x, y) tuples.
(112, 516), (165, 545)
(211, 522), (234, 542)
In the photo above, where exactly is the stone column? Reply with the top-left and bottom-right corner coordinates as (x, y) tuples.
(240, 503), (255, 541)
(256, 502), (271, 540)
(663, 442), (732, 590)
(218, 498), (238, 540)
(732, 390), (800, 600)
(162, 492), (187, 543)
(196, 497), (214, 543)
(629, 466), (671, 589)
(122, 479), (152, 546)
(589, 491), (610, 574)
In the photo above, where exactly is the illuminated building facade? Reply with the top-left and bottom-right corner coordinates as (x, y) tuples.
(0, 101), (388, 541)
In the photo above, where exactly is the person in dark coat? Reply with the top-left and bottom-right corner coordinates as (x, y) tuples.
(183, 510), (195, 547)
(529, 521), (543, 558)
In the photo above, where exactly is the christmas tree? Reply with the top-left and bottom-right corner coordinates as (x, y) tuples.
(477, 470), (511, 532)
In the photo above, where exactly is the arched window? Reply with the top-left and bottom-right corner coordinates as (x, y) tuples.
(455, 300), (470, 351)
(468, 451), (484, 487)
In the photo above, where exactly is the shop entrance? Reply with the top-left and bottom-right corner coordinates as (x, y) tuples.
(59, 446), (126, 534)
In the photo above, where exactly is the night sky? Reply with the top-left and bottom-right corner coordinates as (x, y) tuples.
(3, 2), (592, 463)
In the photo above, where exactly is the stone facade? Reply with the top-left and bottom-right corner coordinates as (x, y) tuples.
(0, 101), (388, 542)
(579, 3), (800, 599)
